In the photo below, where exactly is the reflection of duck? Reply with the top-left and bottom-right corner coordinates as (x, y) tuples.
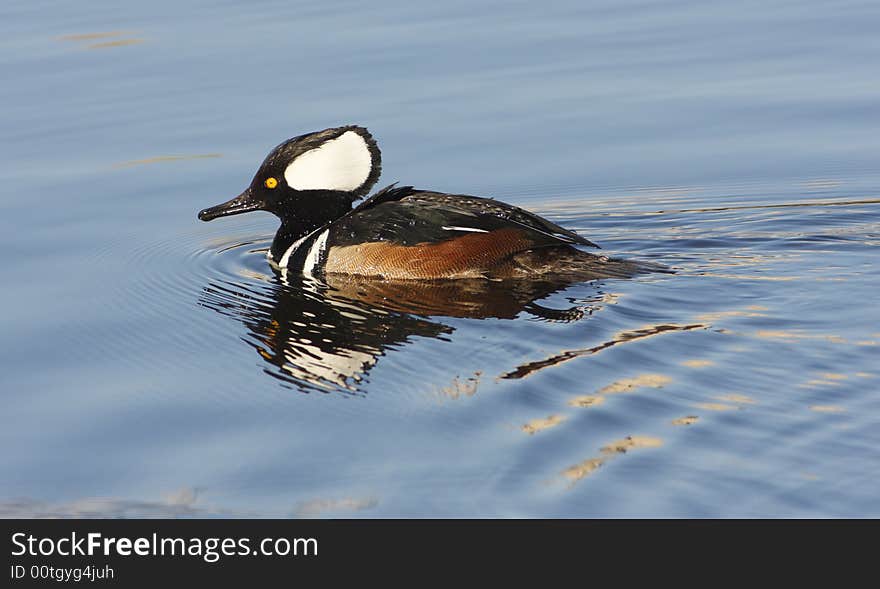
(201, 275), (447, 392)
(199, 125), (641, 280)
(199, 266), (635, 393)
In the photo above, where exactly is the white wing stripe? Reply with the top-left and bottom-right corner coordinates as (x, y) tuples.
(441, 226), (489, 233)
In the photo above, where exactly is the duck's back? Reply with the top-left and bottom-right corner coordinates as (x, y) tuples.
(319, 186), (613, 280)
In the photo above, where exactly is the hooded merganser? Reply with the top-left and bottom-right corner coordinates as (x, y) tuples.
(199, 125), (611, 280)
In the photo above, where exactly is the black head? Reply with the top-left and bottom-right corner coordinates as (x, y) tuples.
(198, 125), (382, 226)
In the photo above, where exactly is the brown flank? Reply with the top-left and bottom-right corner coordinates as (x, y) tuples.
(323, 228), (539, 279)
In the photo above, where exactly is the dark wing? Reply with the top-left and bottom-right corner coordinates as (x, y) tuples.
(402, 191), (599, 248)
(350, 183), (418, 213)
(333, 188), (599, 248)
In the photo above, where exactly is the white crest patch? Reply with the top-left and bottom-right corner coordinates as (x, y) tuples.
(284, 131), (372, 191)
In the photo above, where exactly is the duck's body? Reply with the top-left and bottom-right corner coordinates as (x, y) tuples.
(199, 125), (622, 281)
(274, 184), (602, 280)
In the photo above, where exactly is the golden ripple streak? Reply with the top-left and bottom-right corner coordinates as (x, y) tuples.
(754, 330), (847, 344)
(294, 497), (379, 517)
(501, 323), (707, 380)
(671, 416), (699, 426)
(681, 359), (714, 367)
(561, 458), (605, 482)
(113, 154), (223, 168)
(696, 309), (769, 322)
(0, 488), (204, 517)
(799, 379), (843, 388)
(598, 373), (671, 395)
(810, 405), (846, 414)
(799, 371), (852, 389)
(58, 31), (134, 41)
(568, 395), (605, 408)
(695, 402), (738, 411)
(521, 415), (566, 435)
(600, 436), (664, 454)
(57, 31), (145, 49)
(561, 436), (664, 486)
(822, 373), (848, 380)
(87, 39), (144, 49)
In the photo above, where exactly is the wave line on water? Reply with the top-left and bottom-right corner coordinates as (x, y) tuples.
(500, 323), (707, 380)
(653, 197), (880, 215)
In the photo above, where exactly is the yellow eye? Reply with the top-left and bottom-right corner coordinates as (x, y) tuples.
(264, 177), (278, 189)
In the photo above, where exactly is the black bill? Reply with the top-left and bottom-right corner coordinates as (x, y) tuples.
(198, 187), (262, 221)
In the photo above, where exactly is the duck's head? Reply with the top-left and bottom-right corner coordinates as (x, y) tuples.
(198, 125), (381, 226)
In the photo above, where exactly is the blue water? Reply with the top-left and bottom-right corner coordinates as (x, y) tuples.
(1, 0), (878, 517)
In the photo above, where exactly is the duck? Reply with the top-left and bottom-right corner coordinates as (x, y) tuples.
(198, 125), (628, 281)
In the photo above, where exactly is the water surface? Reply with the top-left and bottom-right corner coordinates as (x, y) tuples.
(1, 0), (879, 517)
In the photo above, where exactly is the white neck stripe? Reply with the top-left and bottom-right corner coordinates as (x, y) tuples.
(272, 226), (323, 268)
(302, 230), (330, 277)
